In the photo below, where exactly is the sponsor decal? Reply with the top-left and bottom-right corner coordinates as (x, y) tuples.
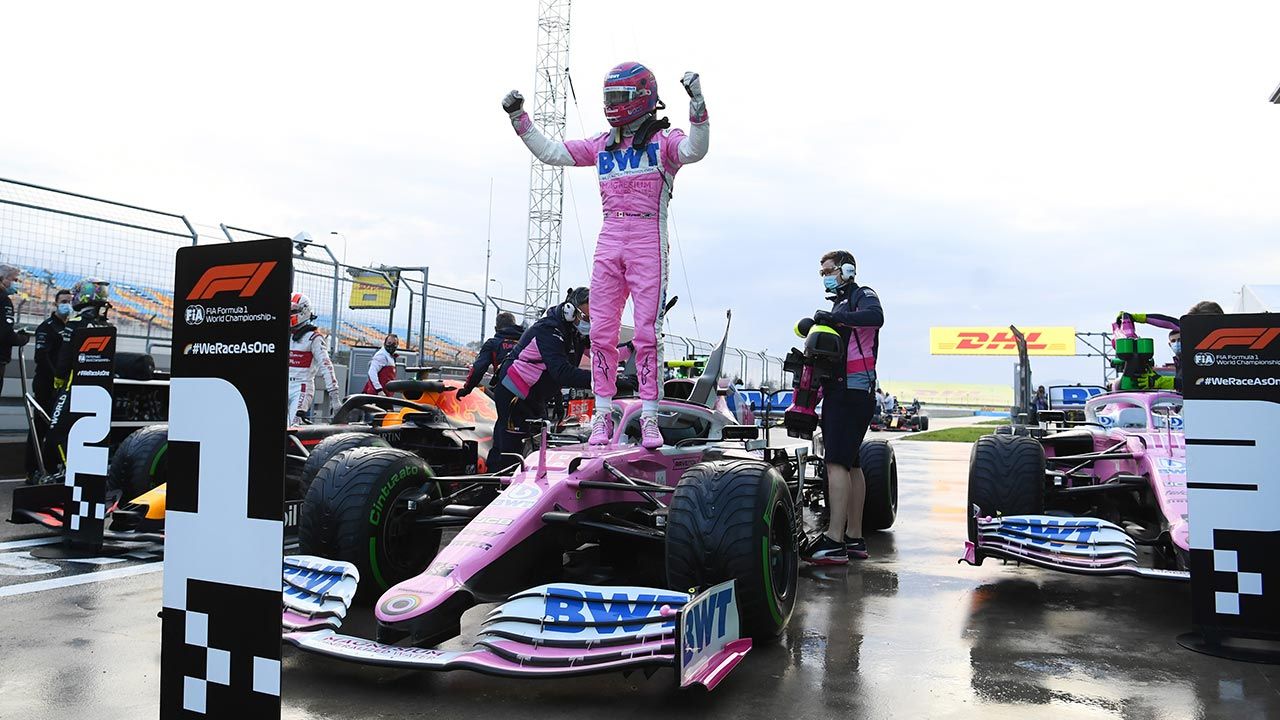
(1156, 457), (1187, 474)
(368, 464), (421, 526)
(452, 540), (493, 551)
(186, 261), (277, 301)
(930, 326), (1076, 356)
(185, 303), (276, 326)
(424, 562), (457, 577)
(542, 587), (685, 634)
(492, 483), (542, 510)
(472, 516), (514, 527)
(379, 594), (422, 616)
(183, 341), (278, 356)
(680, 582), (737, 670)
(598, 143), (660, 176)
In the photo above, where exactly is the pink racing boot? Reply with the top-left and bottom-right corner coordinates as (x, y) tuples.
(640, 415), (662, 449)
(588, 412), (614, 446)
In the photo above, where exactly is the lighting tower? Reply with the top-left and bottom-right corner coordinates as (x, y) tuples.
(523, 0), (572, 320)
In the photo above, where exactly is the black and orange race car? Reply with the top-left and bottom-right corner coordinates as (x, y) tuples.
(12, 377), (498, 536)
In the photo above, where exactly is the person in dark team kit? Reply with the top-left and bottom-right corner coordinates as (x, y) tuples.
(458, 312), (524, 399)
(802, 250), (884, 564)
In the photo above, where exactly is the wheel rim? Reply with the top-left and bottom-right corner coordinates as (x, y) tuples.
(379, 485), (437, 577)
(768, 500), (797, 603)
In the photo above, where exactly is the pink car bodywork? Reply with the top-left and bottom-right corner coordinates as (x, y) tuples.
(283, 395), (766, 688)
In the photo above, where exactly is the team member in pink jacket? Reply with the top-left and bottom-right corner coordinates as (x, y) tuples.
(503, 61), (709, 449)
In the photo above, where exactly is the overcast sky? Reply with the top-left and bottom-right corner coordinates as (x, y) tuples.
(3, 1), (1279, 386)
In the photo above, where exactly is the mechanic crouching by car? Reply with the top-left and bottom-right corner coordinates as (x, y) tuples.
(487, 288), (636, 472)
(802, 250), (884, 564)
(457, 312), (524, 399)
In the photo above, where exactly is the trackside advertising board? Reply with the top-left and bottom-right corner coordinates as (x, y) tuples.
(161, 240), (290, 718)
(930, 326), (1076, 356)
(1181, 313), (1280, 649)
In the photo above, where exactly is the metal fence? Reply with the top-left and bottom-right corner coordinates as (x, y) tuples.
(0, 175), (785, 388)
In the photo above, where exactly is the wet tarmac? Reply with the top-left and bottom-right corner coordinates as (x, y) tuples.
(2, 439), (1279, 719)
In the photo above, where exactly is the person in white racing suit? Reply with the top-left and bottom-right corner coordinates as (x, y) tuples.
(288, 292), (341, 425)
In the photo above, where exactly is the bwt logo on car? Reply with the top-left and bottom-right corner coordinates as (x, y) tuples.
(681, 586), (735, 665)
(542, 587), (685, 634)
(955, 331), (1047, 351)
(1015, 518), (1099, 545)
(1059, 387), (1104, 405)
(182, 341), (277, 356)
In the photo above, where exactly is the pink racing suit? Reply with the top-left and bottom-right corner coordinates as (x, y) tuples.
(510, 106), (709, 404)
(288, 327), (340, 424)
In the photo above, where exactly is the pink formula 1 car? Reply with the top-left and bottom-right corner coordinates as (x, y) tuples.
(961, 390), (1190, 580)
(281, 317), (811, 689)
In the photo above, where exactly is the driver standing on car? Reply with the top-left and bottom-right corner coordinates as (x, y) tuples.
(802, 250), (884, 564)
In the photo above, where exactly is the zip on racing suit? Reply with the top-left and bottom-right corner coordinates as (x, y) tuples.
(289, 324), (340, 424)
(507, 84), (709, 413)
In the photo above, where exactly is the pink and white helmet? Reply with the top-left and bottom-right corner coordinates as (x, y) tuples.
(603, 61), (658, 127)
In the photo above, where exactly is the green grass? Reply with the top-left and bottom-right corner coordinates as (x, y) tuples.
(978, 418), (1011, 426)
(901, 425), (1001, 443)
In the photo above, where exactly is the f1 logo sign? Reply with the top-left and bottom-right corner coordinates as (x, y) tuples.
(79, 336), (111, 353)
(186, 262), (278, 301)
(1195, 328), (1280, 351)
(955, 331), (1047, 351)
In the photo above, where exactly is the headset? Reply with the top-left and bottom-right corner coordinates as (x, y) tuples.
(562, 286), (589, 321)
(833, 251), (857, 282)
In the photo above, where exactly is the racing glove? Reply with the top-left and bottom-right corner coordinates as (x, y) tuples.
(503, 90), (524, 116)
(813, 310), (834, 327)
(456, 385), (473, 399)
(681, 72), (706, 122)
(329, 395), (343, 417)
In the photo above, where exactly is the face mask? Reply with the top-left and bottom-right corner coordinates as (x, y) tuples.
(576, 319), (591, 335)
(823, 276), (839, 292)
(57, 303), (72, 317)
(384, 344), (397, 353)
(1170, 341), (1181, 355)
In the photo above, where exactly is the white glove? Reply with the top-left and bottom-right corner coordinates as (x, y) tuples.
(503, 90), (525, 117)
(329, 395), (343, 417)
(680, 72), (702, 101)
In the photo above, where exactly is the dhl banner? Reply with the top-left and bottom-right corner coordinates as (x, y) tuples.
(930, 326), (1076, 356)
(348, 270), (399, 309)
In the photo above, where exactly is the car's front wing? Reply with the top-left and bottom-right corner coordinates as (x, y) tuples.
(281, 557), (750, 689)
(960, 510), (1188, 580)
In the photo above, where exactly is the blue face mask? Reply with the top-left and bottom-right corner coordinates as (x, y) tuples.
(57, 303), (72, 317)
(823, 276), (840, 292)
(576, 319), (591, 335)
(1170, 341), (1181, 355)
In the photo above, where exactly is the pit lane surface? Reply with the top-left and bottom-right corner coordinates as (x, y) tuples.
(2, 426), (1278, 719)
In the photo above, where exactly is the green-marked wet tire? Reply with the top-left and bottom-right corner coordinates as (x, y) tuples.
(107, 424), (169, 502)
(298, 447), (441, 603)
(665, 459), (798, 642)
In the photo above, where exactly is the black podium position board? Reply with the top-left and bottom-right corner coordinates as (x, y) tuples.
(1178, 313), (1280, 663)
(57, 326), (116, 552)
(160, 240), (290, 717)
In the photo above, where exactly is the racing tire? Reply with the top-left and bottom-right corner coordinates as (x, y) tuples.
(859, 439), (897, 531)
(299, 447), (441, 603)
(107, 424), (169, 503)
(295, 431), (390, 500)
(966, 434), (1046, 542)
(918, 416), (930, 431)
(665, 459), (798, 642)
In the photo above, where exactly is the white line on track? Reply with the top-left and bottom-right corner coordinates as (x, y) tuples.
(0, 537), (60, 551)
(0, 562), (162, 598)
(0, 477), (29, 484)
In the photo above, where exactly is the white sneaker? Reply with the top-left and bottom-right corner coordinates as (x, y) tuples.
(588, 412), (614, 445)
(640, 415), (662, 449)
